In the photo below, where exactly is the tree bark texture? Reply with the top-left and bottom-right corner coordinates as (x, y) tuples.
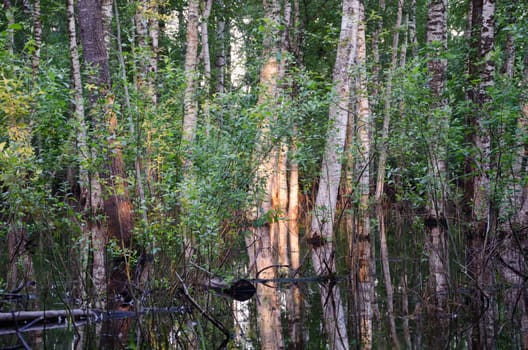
(31, 0), (42, 75)
(309, 0), (359, 349)
(214, 0), (226, 94)
(425, 0), (450, 341)
(78, 0), (110, 92)
(465, 0), (497, 348)
(78, 0), (134, 305)
(200, 0), (213, 89)
(77, 0), (109, 304)
(245, 2), (284, 349)
(181, 0), (200, 148)
(354, 3), (373, 348)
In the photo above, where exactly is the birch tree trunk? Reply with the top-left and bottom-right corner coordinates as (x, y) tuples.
(181, 0), (200, 150)
(375, 0), (403, 347)
(67, 0), (91, 303)
(180, 0), (200, 262)
(214, 0), (226, 94)
(200, 0), (213, 88)
(30, 0), (41, 75)
(425, 0), (449, 343)
(309, 0), (359, 348)
(247, 55), (284, 350)
(245, 1), (284, 348)
(354, 3), (373, 348)
(465, 0), (497, 347)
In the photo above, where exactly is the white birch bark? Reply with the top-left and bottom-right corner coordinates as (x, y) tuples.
(214, 0), (226, 94)
(67, 0), (91, 303)
(31, 0), (41, 75)
(467, 0), (496, 347)
(200, 0), (213, 86)
(180, 0), (200, 262)
(309, 0), (359, 349)
(181, 0), (200, 148)
(425, 0), (449, 327)
(354, 3), (373, 348)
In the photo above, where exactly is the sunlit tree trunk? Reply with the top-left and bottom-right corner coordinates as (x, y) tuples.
(375, 0), (403, 347)
(465, 0), (497, 347)
(245, 1), (284, 348)
(287, 144), (303, 348)
(274, 0), (292, 277)
(425, 0), (450, 343)
(180, 0), (200, 263)
(309, 0), (359, 349)
(344, 0), (374, 346)
(181, 0), (200, 150)
(200, 0), (213, 87)
(285, 2), (303, 347)
(354, 3), (373, 348)
(276, 146), (289, 273)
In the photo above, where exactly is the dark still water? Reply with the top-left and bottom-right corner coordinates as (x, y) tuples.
(1, 276), (526, 349)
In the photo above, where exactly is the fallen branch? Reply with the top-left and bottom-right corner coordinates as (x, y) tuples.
(0, 309), (100, 325)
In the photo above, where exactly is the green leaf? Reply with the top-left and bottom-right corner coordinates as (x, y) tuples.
(8, 23), (22, 30)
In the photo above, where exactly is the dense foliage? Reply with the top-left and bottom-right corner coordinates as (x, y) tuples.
(1, 0), (527, 348)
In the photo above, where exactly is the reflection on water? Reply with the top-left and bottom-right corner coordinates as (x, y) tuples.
(0, 307), (215, 349)
(0, 277), (331, 350)
(3, 274), (496, 349)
